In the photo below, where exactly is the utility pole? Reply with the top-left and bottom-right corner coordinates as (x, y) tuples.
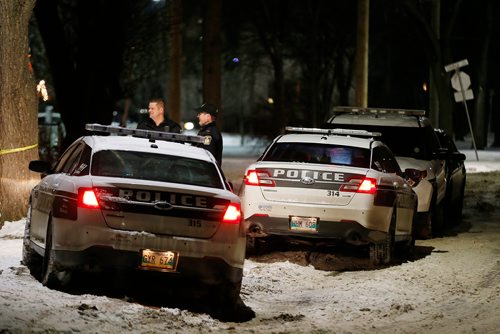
(354, 0), (369, 107)
(429, 0), (440, 127)
(167, 0), (182, 125)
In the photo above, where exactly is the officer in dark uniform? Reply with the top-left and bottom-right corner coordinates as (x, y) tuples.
(137, 98), (181, 133)
(195, 103), (223, 165)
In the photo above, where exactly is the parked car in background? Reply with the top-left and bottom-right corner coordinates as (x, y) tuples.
(239, 127), (418, 265)
(434, 128), (466, 226)
(38, 106), (66, 163)
(24, 124), (245, 307)
(324, 107), (450, 237)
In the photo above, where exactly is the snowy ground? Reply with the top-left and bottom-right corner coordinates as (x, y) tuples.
(1, 148), (499, 333)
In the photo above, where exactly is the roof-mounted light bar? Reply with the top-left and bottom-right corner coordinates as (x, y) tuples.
(332, 106), (426, 117)
(285, 126), (381, 138)
(85, 124), (205, 144)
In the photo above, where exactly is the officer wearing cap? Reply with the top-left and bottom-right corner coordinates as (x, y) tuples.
(195, 103), (223, 165)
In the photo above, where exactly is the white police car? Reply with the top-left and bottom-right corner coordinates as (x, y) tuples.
(324, 107), (452, 237)
(23, 124), (245, 305)
(239, 127), (417, 265)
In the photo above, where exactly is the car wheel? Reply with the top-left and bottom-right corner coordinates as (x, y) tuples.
(430, 200), (445, 237)
(209, 281), (243, 320)
(370, 207), (396, 265)
(22, 203), (41, 278)
(41, 219), (71, 288)
(451, 180), (466, 225)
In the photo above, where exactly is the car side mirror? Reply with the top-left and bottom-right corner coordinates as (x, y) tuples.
(29, 160), (52, 174)
(404, 168), (427, 187)
(452, 152), (466, 161)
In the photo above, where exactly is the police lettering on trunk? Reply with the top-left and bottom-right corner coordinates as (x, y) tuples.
(118, 189), (208, 208)
(271, 168), (345, 182)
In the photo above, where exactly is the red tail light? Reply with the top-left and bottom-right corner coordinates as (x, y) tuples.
(244, 170), (275, 187)
(358, 178), (377, 193)
(78, 188), (100, 208)
(222, 203), (241, 224)
(340, 177), (377, 194)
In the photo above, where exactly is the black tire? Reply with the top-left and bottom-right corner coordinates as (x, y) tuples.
(209, 281), (244, 321)
(40, 219), (71, 287)
(370, 207), (396, 265)
(431, 200), (445, 237)
(451, 180), (466, 225)
(22, 204), (41, 277)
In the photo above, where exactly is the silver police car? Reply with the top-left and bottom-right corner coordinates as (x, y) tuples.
(239, 127), (418, 265)
(23, 124), (245, 305)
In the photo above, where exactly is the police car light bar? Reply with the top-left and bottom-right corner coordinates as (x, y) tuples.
(85, 124), (205, 144)
(332, 106), (426, 117)
(285, 126), (381, 138)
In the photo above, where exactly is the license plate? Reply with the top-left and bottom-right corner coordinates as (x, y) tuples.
(290, 216), (318, 232)
(140, 249), (179, 271)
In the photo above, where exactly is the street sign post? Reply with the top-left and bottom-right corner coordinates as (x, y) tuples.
(444, 59), (478, 160)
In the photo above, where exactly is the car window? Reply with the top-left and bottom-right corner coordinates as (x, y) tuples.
(372, 146), (401, 174)
(326, 123), (440, 160)
(90, 150), (223, 189)
(70, 143), (91, 176)
(52, 141), (81, 173)
(262, 142), (370, 168)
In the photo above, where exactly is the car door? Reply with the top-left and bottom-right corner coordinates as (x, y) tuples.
(372, 146), (415, 234)
(30, 141), (85, 248)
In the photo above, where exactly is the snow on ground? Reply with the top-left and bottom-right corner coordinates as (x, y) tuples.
(1, 146), (500, 333)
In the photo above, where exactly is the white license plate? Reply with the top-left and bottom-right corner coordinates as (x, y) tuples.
(140, 249), (179, 271)
(290, 216), (318, 232)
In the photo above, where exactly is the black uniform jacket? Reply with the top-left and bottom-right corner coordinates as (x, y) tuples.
(137, 117), (181, 133)
(198, 121), (223, 165)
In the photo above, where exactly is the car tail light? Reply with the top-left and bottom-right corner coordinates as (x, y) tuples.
(222, 203), (241, 224)
(244, 170), (275, 187)
(340, 177), (377, 194)
(78, 188), (100, 208)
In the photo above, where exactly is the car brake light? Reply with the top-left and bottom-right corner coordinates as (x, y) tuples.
(244, 170), (275, 187)
(222, 203), (241, 224)
(358, 178), (377, 193)
(78, 188), (100, 208)
(340, 177), (377, 194)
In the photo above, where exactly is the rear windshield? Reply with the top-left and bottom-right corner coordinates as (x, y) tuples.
(326, 123), (440, 160)
(262, 143), (370, 168)
(91, 150), (223, 189)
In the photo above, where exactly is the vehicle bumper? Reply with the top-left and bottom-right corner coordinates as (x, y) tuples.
(246, 214), (390, 244)
(46, 217), (245, 285)
(50, 246), (243, 285)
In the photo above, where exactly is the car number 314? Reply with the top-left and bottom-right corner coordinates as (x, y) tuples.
(327, 190), (340, 197)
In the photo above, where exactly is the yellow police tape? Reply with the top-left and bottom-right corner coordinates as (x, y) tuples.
(0, 143), (38, 156)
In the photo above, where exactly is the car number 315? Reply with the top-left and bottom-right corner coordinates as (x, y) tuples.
(327, 190), (340, 197)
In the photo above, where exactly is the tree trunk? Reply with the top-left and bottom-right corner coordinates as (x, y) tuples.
(202, 0), (222, 126)
(167, 0), (182, 125)
(0, 0), (38, 224)
(473, 1), (493, 149)
(354, 0), (369, 108)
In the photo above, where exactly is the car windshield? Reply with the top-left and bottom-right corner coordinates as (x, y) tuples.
(90, 150), (223, 189)
(326, 124), (440, 160)
(262, 143), (370, 168)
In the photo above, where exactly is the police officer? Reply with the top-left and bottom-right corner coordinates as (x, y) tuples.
(137, 98), (181, 133)
(195, 103), (223, 165)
